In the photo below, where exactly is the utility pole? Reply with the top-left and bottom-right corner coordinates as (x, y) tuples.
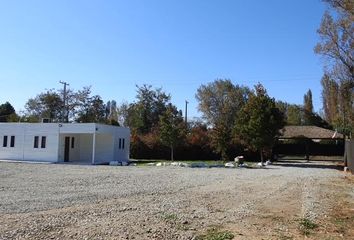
(59, 81), (69, 123)
(185, 100), (189, 125)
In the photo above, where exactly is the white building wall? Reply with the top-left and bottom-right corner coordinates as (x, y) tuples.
(58, 134), (83, 162)
(0, 124), (26, 160)
(59, 123), (96, 134)
(113, 128), (130, 162)
(0, 123), (59, 162)
(94, 124), (130, 162)
(94, 134), (114, 164)
(24, 124), (59, 162)
(79, 134), (93, 163)
(69, 134), (81, 161)
(0, 123), (130, 164)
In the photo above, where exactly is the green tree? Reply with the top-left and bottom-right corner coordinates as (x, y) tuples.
(276, 95), (331, 128)
(25, 89), (63, 122)
(234, 84), (285, 164)
(306, 112), (333, 129)
(158, 104), (185, 160)
(67, 86), (92, 122)
(275, 101), (289, 116)
(210, 121), (233, 161)
(76, 95), (106, 123)
(276, 101), (302, 125)
(126, 85), (171, 134)
(303, 89), (314, 125)
(0, 102), (16, 122)
(196, 79), (250, 160)
(24, 86), (103, 123)
(287, 105), (302, 125)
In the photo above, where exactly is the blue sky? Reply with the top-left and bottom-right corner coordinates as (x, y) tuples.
(0, 0), (326, 119)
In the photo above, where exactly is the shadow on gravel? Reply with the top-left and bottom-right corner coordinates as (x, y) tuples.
(274, 161), (343, 171)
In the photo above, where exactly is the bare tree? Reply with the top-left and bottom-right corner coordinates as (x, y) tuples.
(315, 0), (353, 135)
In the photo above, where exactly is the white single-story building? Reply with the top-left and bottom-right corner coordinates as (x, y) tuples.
(0, 123), (130, 164)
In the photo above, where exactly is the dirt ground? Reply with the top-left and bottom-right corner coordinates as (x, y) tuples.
(0, 160), (353, 240)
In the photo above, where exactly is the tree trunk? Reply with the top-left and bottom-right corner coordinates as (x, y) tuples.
(171, 145), (174, 161)
(305, 143), (310, 162)
(260, 149), (264, 165)
(221, 149), (228, 161)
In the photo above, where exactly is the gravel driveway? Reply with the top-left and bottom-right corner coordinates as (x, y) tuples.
(0, 160), (352, 239)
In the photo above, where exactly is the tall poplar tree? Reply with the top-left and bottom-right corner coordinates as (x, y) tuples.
(303, 89), (314, 125)
(315, 0), (353, 135)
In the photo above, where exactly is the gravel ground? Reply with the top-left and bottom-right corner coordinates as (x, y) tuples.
(0, 160), (351, 239)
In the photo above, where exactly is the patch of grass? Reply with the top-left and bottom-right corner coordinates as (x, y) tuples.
(195, 228), (234, 240)
(334, 217), (346, 226)
(299, 218), (318, 229)
(332, 215), (354, 234)
(161, 212), (178, 221)
(298, 218), (318, 236)
(183, 161), (225, 167)
(334, 215), (354, 225)
(277, 235), (294, 240)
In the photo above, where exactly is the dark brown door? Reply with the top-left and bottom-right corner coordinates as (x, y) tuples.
(64, 137), (70, 162)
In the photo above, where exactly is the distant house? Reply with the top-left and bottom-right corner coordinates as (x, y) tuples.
(0, 123), (130, 164)
(277, 126), (344, 160)
(279, 125), (343, 141)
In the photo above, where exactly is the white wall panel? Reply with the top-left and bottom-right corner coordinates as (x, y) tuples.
(0, 123), (130, 164)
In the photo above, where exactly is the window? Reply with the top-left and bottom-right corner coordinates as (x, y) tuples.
(119, 138), (122, 149)
(3, 136), (8, 147)
(34, 136), (39, 148)
(122, 138), (125, 149)
(10, 136), (15, 147)
(41, 136), (46, 148)
(71, 137), (75, 148)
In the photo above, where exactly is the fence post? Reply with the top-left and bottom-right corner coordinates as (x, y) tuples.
(345, 140), (354, 173)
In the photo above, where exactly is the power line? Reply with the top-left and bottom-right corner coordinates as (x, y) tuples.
(185, 100), (189, 125)
(59, 81), (69, 123)
(133, 76), (322, 87)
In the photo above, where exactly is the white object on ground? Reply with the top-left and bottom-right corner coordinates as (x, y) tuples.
(234, 156), (244, 163)
(170, 162), (190, 167)
(265, 160), (272, 165)
(225, 162), (235, 168)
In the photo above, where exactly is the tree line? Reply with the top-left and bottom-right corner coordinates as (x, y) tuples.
(0, 80), (332, 162)
(20, 87), (120, 125)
